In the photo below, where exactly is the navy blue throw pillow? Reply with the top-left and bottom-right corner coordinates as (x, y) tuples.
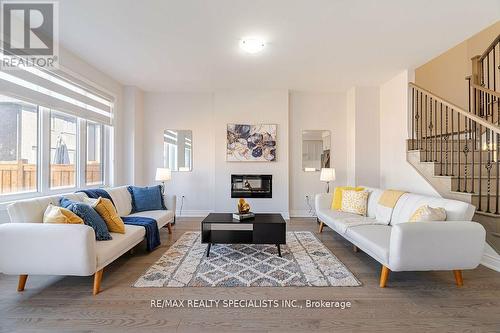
(127, 185), (165, 213)
(60, 197), (112, 241)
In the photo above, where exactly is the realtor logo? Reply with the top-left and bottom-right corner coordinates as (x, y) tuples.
(1, 1), (59, 69)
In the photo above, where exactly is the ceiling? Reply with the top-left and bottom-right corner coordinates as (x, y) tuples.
(58, 0), (500, 92)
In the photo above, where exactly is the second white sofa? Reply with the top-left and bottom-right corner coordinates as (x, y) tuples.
(315, 187), (486, 287)
(0, 185), (176, 295)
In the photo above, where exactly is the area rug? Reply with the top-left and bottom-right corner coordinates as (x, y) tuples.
(133, 231), (361, 287)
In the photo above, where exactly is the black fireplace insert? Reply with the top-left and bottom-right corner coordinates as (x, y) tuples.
(231, 174), (272, 198)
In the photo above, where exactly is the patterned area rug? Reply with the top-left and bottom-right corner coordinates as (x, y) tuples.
(133, 231), (361, 287)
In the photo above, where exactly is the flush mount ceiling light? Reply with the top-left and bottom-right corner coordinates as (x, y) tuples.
(239, 37), (266, 54)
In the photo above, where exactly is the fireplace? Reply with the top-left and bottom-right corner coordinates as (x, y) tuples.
(231, 174), (272, 198)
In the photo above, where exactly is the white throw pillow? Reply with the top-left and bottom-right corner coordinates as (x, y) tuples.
(409, 205), (447, 222)
(340, 190), (369, 216)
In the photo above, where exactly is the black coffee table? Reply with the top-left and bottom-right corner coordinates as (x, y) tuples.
(201, 213), (286, 257)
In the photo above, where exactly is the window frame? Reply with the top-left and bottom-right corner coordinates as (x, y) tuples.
(49, 109), (79, 191)
(0, 94), (113, 204)
(84, 120), (105, 187)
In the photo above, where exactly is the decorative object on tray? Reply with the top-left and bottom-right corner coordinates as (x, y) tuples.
(233, 198), (254, 220)
(227, 124), (277, 162)
(238, 198), (250, 213)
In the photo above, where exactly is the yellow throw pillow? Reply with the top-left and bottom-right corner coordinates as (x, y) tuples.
(331, 186), (364, 210)
(409, 205), (446, 222)
(93, 197), (126, 234)
(43, 204), (84, 224)
(340, 190), (369, 216)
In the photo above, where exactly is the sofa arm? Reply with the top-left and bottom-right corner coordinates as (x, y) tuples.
(388, 221), (486, 271)
(164, 194), (177, 213)
(0, 223), (97, 276)
(315, 193), (333, 212)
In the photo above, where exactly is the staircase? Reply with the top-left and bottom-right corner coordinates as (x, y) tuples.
(407, 34), (500, 254)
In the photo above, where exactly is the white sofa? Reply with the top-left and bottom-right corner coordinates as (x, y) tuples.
(0, 186), (176, 295)
(315, 187), (486, 287)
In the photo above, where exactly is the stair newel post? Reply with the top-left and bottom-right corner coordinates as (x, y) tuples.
(424, 95), (428, 161)
(420, 91), (424, 151)
(497, 126), (500, 214)
(479, 123), (483, 212)
(440, 102), (443, 176)
(471, 120), (476, 194)
(463, 111), (469, 193)
(429, 97), (434, 162)
(457, 108), (461, 191)
(451, 108), (454, 176)
(466, 77), (472, 193)
(415, 88), (419, 150)
(493, 42), (500, 91)
(486, 127), (492, 213)
(411, 87), (415, 150)
(445, 105), (449, 176)
(471, 55), (481, 118)
(497, 97), (500, 214)
(434, 99), (438, 162)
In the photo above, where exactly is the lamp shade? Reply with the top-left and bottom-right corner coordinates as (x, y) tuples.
(155, 168), (171, 182)
(320, 168), (336, 182)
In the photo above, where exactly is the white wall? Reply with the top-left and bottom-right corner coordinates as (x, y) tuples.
(379, 70), (439, 195)
(346, 88), (356, 185)
(289, 91), (347, 217)
(123, 86), (145, 186)
(345, 87), (380, 188)
(213, 91), (289, 216)
(143, 90), (289, 217)
(144, 92), (215, 216)
(354, 87), (380, 187)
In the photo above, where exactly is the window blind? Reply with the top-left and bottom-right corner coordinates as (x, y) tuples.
(0, 54), (114, 124)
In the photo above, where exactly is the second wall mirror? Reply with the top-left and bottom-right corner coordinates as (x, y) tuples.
(302, 130), (331, 171)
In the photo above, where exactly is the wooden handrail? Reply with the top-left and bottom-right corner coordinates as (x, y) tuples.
(479, 34), (500, 61)
(470, 81), (500, 99)
(409, 82), (500, 135)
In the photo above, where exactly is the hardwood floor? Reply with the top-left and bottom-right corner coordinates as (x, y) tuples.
(1, 217), (499, 332)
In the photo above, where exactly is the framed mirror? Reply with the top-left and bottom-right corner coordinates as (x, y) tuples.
(302, 130), (331, 171)
(163, 129), (192, 171)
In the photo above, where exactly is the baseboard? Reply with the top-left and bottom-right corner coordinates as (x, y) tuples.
(481, 243), (500, 272)
(176, 210), (211, 217)
(289, 210), (317, 218)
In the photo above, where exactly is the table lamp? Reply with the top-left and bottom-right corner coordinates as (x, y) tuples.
(155, 168), (171, 194)
(320, 168), (335, 193)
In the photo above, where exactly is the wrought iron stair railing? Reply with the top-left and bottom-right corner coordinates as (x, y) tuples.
(409, 82), (500, 215)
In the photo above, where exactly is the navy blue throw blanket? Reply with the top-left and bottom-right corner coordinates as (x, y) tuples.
(122, 216), (161, 252)
(77, 189), (114, 205)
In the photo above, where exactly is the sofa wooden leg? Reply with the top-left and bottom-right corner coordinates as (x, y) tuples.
(318, 221), (324, 233)
(93, 269), (104, 296)
(453, 270), (463, 287)
(167, 223), (172, 234)
(353, 245), (359, 253)
(17, 275), (28, 292)
(379, 266), (390, 288)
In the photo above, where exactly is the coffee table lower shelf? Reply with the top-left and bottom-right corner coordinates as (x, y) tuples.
(203, 230), (282, 257)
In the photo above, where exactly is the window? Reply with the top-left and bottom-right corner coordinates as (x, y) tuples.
(0, 95), (38, 195)
(0, 63), (115, 201)
(50, 111), (77, 189)
(86, 121), (103, 185)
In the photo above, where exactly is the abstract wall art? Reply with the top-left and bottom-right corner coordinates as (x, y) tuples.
(226, 124), (277, 162)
